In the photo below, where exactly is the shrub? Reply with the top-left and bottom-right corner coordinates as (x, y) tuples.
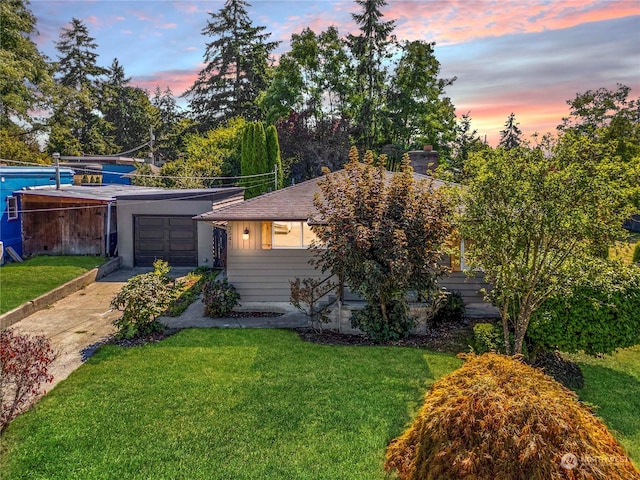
(351, 300), (415, 342)
(385, 353), (640, 480)
(472, 322), (505, 354)
(289, 277), (337, 332)
(202, 279), (240, 317)
(528, 259), (640, 356)
(111, 260), (176, 339)
(429, 289), (465, 326)
(633, 242), (640, 264)
(1, 330), (56, 433)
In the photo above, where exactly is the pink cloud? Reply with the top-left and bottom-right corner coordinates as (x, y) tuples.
(162, 23), (177, 29)
(387, 0), (639, 45)
(131, 69), (200, 96)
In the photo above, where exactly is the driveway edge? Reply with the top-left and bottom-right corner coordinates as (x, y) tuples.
(0, 257), (122, 329)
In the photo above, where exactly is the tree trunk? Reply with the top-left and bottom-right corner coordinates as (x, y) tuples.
(500, 307), (511, 355)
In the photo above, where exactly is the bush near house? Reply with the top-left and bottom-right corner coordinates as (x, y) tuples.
(202, 278), (240, 317)
(110, 260), (177, 339)
(385, 353), (640, 480)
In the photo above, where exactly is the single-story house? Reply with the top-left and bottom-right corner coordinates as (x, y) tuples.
(0, 166), (75, 260)
(17, 185), (243, 266)
(194, 171), (490, 306)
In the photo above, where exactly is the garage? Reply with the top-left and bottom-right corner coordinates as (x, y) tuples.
(134, 215), (197, 266)
(116, 187), (245, 268)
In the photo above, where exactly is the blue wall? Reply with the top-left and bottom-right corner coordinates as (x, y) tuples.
(101, 163), (136, 185)
(0, 167), (74, 258)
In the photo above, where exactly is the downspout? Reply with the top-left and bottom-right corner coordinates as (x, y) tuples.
(105, 201), (113, 257)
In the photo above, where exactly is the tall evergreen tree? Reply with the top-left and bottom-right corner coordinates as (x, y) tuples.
(449, 112), (484, 181)
(499, 112), (523, 149)
(184, 0), (279, 131)
(101, 59), (155, 155)
(266, 124), (283, 189)
(151, 86), (187, 163)
(48, 18), (114, 154)
(348, 0), (396, 150)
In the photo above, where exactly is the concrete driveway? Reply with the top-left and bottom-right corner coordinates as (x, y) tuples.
(8, 268), (175, 392)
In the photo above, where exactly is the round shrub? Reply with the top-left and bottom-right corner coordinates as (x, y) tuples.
(350, 300), (415, 342)
(202, 279), (240, 317)
(385, 353), (639, 480)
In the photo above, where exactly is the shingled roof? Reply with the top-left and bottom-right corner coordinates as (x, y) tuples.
(194, 170), (447, 222)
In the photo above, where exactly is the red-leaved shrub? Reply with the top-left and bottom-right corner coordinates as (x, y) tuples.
(0, 329), (55, 433)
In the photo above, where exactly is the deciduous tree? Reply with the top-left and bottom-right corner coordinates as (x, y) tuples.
(459, 139), (634, 355)
(313, 147), (453, 340)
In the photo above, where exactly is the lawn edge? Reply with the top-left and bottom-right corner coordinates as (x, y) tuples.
(0, 257), (121, 328)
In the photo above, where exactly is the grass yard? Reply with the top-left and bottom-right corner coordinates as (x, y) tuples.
(568, 345), (640, 465)
(1, 330), (638, 478)
(0, 329), (462, 479)
(0, 255), (107, 314)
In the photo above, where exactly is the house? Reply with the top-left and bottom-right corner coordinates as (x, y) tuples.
(0, 166), (75, 260)
(59, 156), (147, 185)
(17, 185), (244, 266)
(194, 171), (490, 307)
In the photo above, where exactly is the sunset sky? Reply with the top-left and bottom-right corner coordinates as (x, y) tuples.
(30, 0), (640, 145)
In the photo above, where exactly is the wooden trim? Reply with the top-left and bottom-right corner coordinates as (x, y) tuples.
(261, 221), (272, 249)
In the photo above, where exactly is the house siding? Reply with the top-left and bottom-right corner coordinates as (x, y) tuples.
(226, 221), (491, 304)
(227, 221), (326, 302)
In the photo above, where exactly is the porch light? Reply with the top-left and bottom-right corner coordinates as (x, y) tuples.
(242, 228), (250, 241)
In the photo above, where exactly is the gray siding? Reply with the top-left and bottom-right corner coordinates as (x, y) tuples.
(226, 221), (492, 305)
(227, 221), (325, 302)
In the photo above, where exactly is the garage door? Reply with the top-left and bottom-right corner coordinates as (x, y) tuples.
(134, 216), (197, 267)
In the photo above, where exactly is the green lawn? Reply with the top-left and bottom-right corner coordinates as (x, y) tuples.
(568, 345), (640, 465)
(0, 329), (462, 479)
(0, 255), (107, 314)
(1, 330), (638, 478)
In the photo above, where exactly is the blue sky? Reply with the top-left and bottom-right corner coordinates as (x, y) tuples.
(30, 0), (640, 145)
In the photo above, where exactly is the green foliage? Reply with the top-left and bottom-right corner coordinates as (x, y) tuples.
(430, 290), (466, 326)
(498, 112), (522, 149)
(351, 300), (416, 342)
(528, 260), (640, 356)
(265, 124), (283, 189)
(633, 243), (640, 264)
(184, 0), (279, 130)
(459, 138), (635, 354)
(241, 121), (273, 198)
(110, 260), (175, 339)
(385, 353), (640, 480)
(472, 322), (505, 354)
(202, 279), (240, 317)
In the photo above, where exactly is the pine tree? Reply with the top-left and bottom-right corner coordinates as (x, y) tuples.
(499, 112), (523, 149)
(184, 0), (279, 131)
(151, 86), (185, 162)
(48, 18), (114, 154)
(348, 0), (396, 150)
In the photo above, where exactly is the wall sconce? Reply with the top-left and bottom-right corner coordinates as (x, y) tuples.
(242, 228), (250, 241)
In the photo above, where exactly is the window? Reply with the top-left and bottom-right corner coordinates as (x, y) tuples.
(6, 196), (18, 220)
(272, 221), (317, 248)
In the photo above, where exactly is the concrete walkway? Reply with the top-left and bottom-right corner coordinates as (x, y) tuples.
(8, 267), (187, 392)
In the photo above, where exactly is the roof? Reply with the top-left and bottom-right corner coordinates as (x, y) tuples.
(17, 185), (244, 203)
(195, 170), (447, 222)
(59, 156), (145, 165)
(0, 166), (75, 177)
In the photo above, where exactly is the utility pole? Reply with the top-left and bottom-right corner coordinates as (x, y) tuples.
(53, 152), (60, 189)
